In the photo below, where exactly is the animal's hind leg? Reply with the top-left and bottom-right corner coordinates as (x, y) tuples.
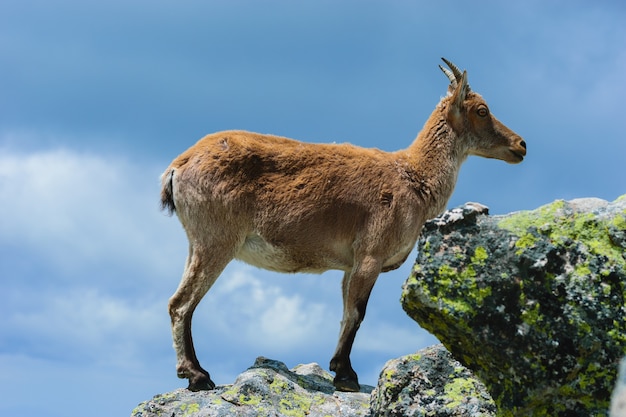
(168, 242), (232, 391)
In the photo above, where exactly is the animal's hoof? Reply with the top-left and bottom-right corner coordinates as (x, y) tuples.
(187, 375), (216, 391)
(333, 375), (360, 392)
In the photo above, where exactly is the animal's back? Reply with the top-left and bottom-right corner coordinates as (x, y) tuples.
(166, 130), (410, 207)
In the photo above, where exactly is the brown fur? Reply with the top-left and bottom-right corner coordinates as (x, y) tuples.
(161, 59), (527, 392)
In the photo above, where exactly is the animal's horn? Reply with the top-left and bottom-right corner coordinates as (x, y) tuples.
(438, 64), (457, 87)
(441, 58), (463, 81)
(440, 57), (471, 92)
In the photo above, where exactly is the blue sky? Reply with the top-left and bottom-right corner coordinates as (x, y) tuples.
(1, 1), (624, 416)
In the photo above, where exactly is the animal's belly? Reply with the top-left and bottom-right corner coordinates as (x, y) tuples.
(235, 234), (414, 274)
(235, 234), (350, 273)
(381, 244), (413, 272)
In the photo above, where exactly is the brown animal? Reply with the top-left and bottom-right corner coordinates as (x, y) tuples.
(160, 58), (527, 392)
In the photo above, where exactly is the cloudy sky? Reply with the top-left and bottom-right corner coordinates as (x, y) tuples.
(1, 1), (625, 416)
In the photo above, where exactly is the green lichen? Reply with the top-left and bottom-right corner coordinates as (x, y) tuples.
(269, 378), (288, 394)
(575, 263), (592, 277)
(497, 199), (566, 235)
(238, 392), (262, 406)
(383, 368), (396, 389)
(428, 248), (492, 315)
(498, 199), (625, 271)
(383, 368), (395, 380)
(423, 388), (437, 397)
(155, 391), (179, 402)
(408, 352), (422, 362)
(513, 232), (537, 255)
(471, 246), (488, 265)
(221, 385), (239, 399)
(220, 382), (265, 410)
(269, 377), (318, 417)
(179, 402), (200, 416)
(443, 376), (484, 410)
(278, 395), (314, 417)
(612, 211), (626, 229)
(435, 266), (472, 314)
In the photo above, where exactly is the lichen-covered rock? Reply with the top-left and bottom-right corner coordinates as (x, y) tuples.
(130, 357), (372, 417)
(402, 196), (626, 416)
(370, 344), (496, 416)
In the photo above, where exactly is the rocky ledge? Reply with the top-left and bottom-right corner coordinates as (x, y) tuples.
(132, 357), (373, 417)
(403, 196), (626, 416)
(131, 347), (493, 417)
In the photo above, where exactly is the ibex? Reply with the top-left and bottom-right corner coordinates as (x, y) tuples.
(161, 58), (526, 392)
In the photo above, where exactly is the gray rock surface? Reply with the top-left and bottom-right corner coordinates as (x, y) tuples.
(402, 196), (626, 416)
(132, 348), (496, 417)
(131, 357), (372, 417)
(370, 344), (495, 417)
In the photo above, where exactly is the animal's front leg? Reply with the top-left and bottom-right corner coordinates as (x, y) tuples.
(330, 258), (381, 392)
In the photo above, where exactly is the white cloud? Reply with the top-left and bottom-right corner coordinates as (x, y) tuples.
(356, 320), (436, 354)
(0, 146), (186, 283)
(197, 266), (340, 354)
(2, 286), (169, 369)
(0, 145), (181, 370)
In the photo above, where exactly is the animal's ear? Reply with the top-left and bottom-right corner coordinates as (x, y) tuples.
(446, 70), (470, 131)
(450, 70), (469, 110)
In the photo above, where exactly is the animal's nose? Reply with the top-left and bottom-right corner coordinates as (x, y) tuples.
(520, 140), (527, 150)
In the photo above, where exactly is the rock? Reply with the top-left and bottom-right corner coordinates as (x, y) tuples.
(370, 344), (496, 416)
(132, 351), (496, 417)
(402, 196), (626, 416)
(131, 357), (373, 417)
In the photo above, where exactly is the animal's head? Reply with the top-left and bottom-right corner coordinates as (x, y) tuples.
(440, 58), (527, 164)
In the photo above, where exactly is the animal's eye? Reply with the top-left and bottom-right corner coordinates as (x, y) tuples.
(477, 106), (489, 117)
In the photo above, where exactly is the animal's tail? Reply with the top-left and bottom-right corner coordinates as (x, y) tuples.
(160, 168), (176, 215)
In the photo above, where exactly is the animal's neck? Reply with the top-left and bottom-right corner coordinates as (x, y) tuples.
(399, 103), (467, 219)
